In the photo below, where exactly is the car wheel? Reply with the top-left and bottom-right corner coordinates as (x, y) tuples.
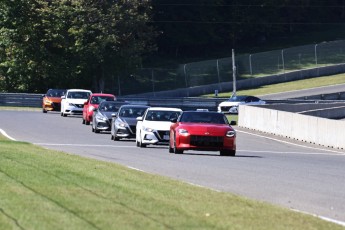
(82, 118), (85, 124)
(60, 112), (63, 117)
(173, 135), (183, 154)
(220, 150), (236, 157)
(43, 109), (47, 113)
(114, 136), (120, 141)
(63, 113), (67, 117)
(138, 134), (146, 148)
(111, 134), (114, 140)
(95, 128), (100, 133)
(85, 120), (90, 125)
(92, 126), (95, 132)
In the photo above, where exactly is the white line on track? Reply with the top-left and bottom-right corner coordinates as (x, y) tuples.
(2, 127), (345, 226)
(236, 129), (345, 155)
(0, 129), (16, 141)
(34, 143), (136, 148)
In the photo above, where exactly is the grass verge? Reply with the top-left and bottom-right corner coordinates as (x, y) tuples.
(207, 73), (345, 97)
(0, 136), (343, 229)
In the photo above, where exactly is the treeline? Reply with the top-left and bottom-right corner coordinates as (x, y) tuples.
(1, 0), (345, 94)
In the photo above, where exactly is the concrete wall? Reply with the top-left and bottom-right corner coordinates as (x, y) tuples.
(238, 105), (345, 150)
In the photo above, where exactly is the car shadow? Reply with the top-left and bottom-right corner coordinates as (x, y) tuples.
(180, 152), (262, 158)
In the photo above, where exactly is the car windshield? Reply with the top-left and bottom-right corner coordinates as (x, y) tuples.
(99, 102), (125, 112)
(228, 96), (247, 102)
(67, 91), (90, 99)
(119, 107), (147, 118)
(90, 96), (114, 104)
(180, 112), (228, 124)
(47, 89), (65, 97)
(145, 110), (181, 121)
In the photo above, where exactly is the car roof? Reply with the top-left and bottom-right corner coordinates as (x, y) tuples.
(90, 93), (115, 97)
(147, 107), (182, 111)
(67, 89), (92, 92)
(119, 104), (149, 109)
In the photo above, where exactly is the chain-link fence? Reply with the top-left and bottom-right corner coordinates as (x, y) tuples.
(116, 40), (345, 96)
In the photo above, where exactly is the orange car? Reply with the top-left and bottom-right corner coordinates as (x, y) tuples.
(42, 89), (66, 113)
(82, 93), (116, 125)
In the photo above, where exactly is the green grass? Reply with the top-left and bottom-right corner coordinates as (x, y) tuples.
(207, 73), (345, 98)
(0, 137), (343, 229)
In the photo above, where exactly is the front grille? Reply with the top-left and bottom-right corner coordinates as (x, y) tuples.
(51, 102), (61, 110)
(156, 130), (170, 141)
(190, 135), (223, 147)
(220, 106), (231, 112)
(129, 125), (136, 134)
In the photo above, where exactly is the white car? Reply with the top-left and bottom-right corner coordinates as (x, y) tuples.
(136, 107), (182, 147)
(61, 89), (92, 117)
(217, 95), (266, 114)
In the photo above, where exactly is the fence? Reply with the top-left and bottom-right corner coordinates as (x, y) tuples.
(119, 40), (345, 96)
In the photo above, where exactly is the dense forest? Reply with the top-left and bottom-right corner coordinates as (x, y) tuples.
(1, 0), (345, 94)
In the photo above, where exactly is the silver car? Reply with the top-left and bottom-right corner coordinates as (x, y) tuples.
(111, 105), (150, 141)
(91, 101), (129, 133)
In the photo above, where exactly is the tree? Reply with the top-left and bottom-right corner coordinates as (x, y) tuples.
(0, 0), (156, 93)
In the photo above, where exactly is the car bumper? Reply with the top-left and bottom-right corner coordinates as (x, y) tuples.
(96, 121), (111, 131)
(63, 106), (83, 115)
(141, 130), (170, 145)
(176, 135), (236, 151)
(43, 102), (61, 111)
(115, 127), (135, 138)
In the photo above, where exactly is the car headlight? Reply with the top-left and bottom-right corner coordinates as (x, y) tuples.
(226, 130), (236, 137)
(95, 114), (107, 121)
(143, 126), (155, 132)
(178, 129), (189, 134)
(115, 119), (128, 128)
(44, 99), (52, 104)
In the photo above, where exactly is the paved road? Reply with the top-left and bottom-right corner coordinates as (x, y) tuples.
(1, 110), (345, 225)
(259, 83), (345, 100)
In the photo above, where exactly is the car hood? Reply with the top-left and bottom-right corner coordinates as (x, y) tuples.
(143, 120), (172, 130)
(218, 101), (242, 106)
(45, 97), (62, 103)
(64, 98), (88, 104)
(100, 111), (117, 119)
(178, 123), (232, 135)
(121, 117), (138, 126)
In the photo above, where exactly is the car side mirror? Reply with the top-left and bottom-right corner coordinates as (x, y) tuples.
(112, 113), (118, 117)
(137, 116), (143, 121)
(230, 120), (237, 126)
(61, 96), (66, 99)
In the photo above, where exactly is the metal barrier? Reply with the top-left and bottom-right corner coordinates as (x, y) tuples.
(124, 40), (345, 95)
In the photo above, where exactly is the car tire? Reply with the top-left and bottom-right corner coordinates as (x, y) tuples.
(95, 128), (100, 133)
(138, 134), (146, 148)
(111, 134), (114, 140)
(61, 112), (63, 116)
(63, 113), (67, 117)
(173, 135), (183, 154)
(82, 118), (85, 124)
(114, 136), (120, 141)
(92, 126), (95, 132)
(220, 150), (236, 157)
(43, 109), (47, 113)
(85, 120), (90, 125)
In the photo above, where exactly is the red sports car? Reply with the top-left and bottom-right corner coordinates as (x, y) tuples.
(169, 111), (236, 156)
(82, 93), (116, 125)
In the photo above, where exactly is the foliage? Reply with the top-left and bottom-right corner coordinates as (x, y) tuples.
(1, 0), (345, 93)
(0, 0), (156, 93)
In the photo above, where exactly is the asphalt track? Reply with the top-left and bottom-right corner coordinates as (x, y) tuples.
(1, 110), (345, 226)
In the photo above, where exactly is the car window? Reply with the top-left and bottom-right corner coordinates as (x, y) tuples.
(119, 107), (147, 118)
(180, 112), (227, 124)
(47, 89), (65, 97)
(91, 96), (114, 104)
(145, 110), (181, 121)
(67, 91), (90, 99)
